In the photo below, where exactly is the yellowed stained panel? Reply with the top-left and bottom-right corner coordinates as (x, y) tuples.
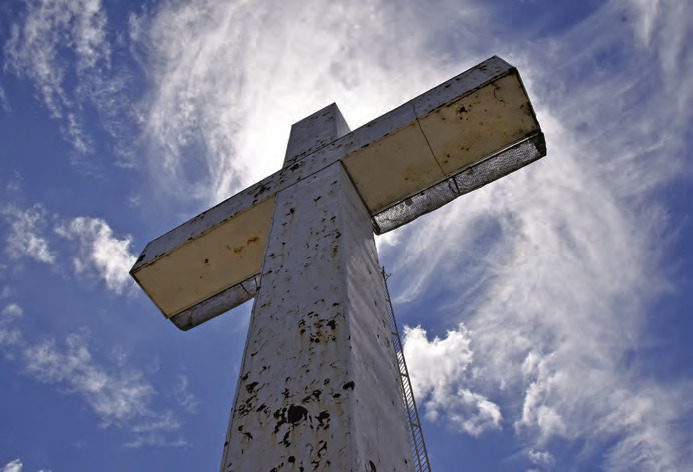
(342, 121), (445, 212)
(134, 196), (275, 317)
(419, 73), (539, 176)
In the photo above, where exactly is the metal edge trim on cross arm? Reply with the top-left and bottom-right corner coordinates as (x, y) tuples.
(371, 131), (546, 234)
(169, 274), (260, 331)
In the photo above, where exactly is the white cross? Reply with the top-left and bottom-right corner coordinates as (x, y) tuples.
(131, 56), (545, 472)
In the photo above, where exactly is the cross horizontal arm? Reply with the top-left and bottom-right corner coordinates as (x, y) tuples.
(130, 55), (545, 328)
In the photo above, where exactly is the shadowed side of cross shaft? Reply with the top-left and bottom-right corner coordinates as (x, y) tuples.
(219, 104), (414, 471)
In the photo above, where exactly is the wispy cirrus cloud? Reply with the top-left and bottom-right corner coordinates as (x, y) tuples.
(1, 459), (23, 472)
(23, 332), (153, 425)
(626, 0), (693, 126)
(527, 449), (555, 469)
(20, 331), (185, 447)
(124, 410), (186, 448)
(173, 374), (199, 414)
(55, 216), (137, 295)
(131, 0), (460, 206)
(0, 85), (10, 112)
(0, 459), (50, 472)
(4, 0), (110, 153)
(0, 303), (24, 347)
(3, 0), (136, 163)
(1, 204), (56, 265)
(393, 1), (693, 470)
(0, 298), (190, 447)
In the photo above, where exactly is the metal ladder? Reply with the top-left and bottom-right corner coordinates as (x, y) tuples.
(381, 267), (432, 472)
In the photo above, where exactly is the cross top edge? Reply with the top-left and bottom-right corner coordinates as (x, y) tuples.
(283, 102), (352, 167)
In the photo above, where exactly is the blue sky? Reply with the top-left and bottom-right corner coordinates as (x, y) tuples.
(1, 0), (692, 471)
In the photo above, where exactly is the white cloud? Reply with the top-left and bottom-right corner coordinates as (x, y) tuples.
(2, 459), (22, 472)
(0, 310), (188, 446)
(5, 172), (23, 194)
(1, 204), (56, 264)
(3, 0), (136, 162)
(55, 217), (137, 295)
(527, 449), (555, 468)
(403, 324), (474, 400)
(174, 375), (199, 414)
(124, 432), (186, 449)
(125, 411), (186, 449)
(383, 1), (693, 470)
(626, 0), (693, 126)
(133, 0), (463, 206)
(403, 324), (502, 436)
(4, 0), (110, 153)
(18, 330), (184, 446)
(2, 303), (23, 318)
(0, 459), (51, 472)
(1, 208), (137, 294)
(0, 303), (24, 347)
(23, 332), (153, 425)
(130, 410), (180, 433)
(627, 0), (661, 46)
(0, 85), (9, 112)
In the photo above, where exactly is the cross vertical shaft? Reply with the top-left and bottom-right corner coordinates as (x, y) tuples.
(219, 105), (414, 471)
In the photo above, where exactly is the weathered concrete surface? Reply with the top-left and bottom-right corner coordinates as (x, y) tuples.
(219, 161), (414, 471)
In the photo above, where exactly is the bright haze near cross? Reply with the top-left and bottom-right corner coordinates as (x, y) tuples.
(1, 1), (692, 472)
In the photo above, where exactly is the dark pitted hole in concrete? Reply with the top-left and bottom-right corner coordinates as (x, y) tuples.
(288, 456), (295, 463)
(287, 405), (308, 424)
(367, 460), (377, 472)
